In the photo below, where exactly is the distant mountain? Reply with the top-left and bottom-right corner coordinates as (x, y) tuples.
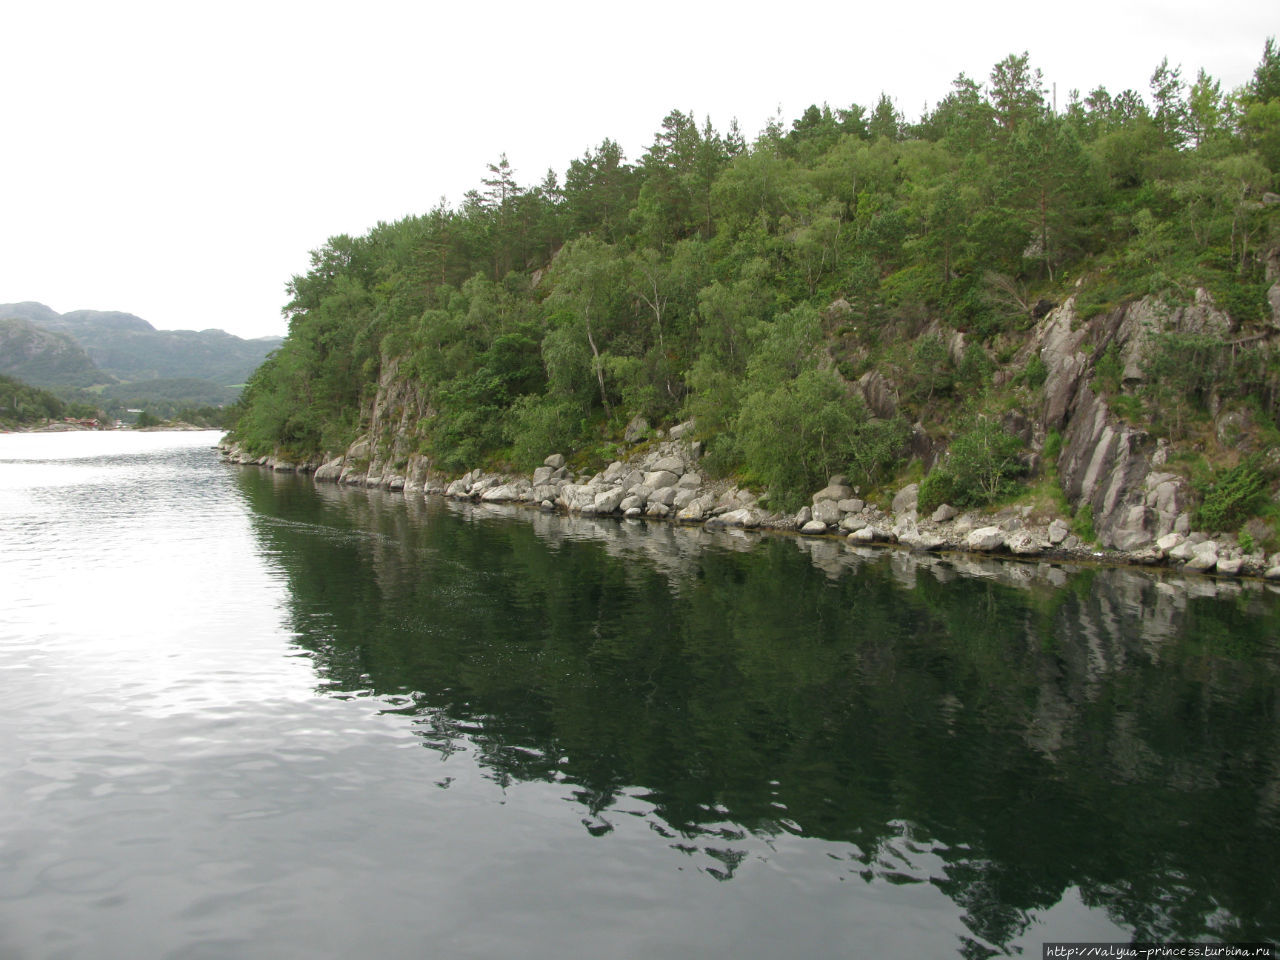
(0, 303), (283, 386)
(0, 316), (115, 389)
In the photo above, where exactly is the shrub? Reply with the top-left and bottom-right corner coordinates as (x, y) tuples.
(1093, 344), (1122, 395)
(1073, 503), (1096, 542)
(736, 368), (863, 510)
(1195, 459), (1269, 531)
(944, 417), (1027, 505)
(1022, 352), (1047, 389)
(847, 416), (910, 490)
(506, 395), (588, 469)
(920, 418), (1028, 511)
(1042, 429), (1062, 463)
(918, 468), (957, 514)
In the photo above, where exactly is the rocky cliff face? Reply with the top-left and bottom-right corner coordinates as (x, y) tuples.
(1028, 287), (1279, 550)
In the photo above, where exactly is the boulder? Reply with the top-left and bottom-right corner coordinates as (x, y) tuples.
(812, 499), (843, 526)
(624, 506), (643, 519)
(668, 419), (695, 440)
(623, 416), (650, 443)
(1215, 557), (1243, 577)
(1006, 531), (1044, 556)
(652, 456), (685, 475)
(677, 472), (702, 489)
(1109, 505), (1155, 551)
(931, 503), (957, 523)
(849, 527), (877, 543)
(800, 520), (829, 535)
(619, 494), (645, 512)
(676, 495), (715, 523)
(643, 470), (680, 489)
(717, 508), (758, 528)
(968, 526), (1006, 551)
(1184, 540), (1219, 572)
(891, 483), (919, 516)
(899, 529), (945, 551)
(314, 457), (345, 482)
(839, 515), (867, 533)
(857, 369), (898, 420)
(672, 488), (699, 510)
(532, 465), (554, 484)
(837, 498), (865, 514)
(795, 506), (812, 526)
(1155, 532), (1184, 554)
(1145, 473), (1186, 535)
(593, 488), (627, 514)
(649, 486), (678, 507)
(1047, 519), (1070, 544)
(544, 453), (566, 469)
(645, 502), (671, 518)
(813, 482), (854, 504)
(480, 483), (520, 502)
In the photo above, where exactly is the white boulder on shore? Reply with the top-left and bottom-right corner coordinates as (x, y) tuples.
(222, 429), (1266, 578)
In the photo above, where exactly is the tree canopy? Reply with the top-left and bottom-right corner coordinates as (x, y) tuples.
(232, 41), (1280, 508)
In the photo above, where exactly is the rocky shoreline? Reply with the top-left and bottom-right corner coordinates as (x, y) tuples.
(219, 422), (1280, 582)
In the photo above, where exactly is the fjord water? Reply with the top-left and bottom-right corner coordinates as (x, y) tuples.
(2, 433), (1278, 958)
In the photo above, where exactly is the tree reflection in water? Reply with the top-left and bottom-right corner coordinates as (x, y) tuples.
(241, 470), (1280, 952)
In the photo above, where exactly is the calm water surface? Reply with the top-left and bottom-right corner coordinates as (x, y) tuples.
(1, 431), (1277, 959)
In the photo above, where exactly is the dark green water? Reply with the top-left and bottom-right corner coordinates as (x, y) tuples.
(2, 433), (1277, 958)
(241, 469), (1280, 954)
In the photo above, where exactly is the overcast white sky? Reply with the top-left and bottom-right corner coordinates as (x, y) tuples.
(1, 0), (1274, 339)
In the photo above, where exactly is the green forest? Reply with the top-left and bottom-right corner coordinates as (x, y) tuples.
(0, 374), (99, 428)
(231, 43), (1280, 515)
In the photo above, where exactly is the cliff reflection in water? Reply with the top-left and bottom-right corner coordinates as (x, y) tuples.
(238, 468), (1280, 950)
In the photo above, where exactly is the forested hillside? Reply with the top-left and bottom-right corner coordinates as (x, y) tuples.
(0, 302), (282, 386)
(0, 374), (100, 428)
(232, 43), (1280, 539)
(0, 317), (113, 389)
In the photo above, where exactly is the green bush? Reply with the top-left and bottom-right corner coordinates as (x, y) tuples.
(1042, 429), (1062, 463)
(1022, 352), (1047, 389)
(918, 468), (957, 514)
(945, 417), (1028, 505)
(847, 416), (910, 490)
(920, 418), (1027, 511)
(1093, 344), (1122, 394)
(507, 395), (588, 469)
(736, 368), (863, 510)
(1073, 503), (1096, 542)
(1195, 459), (1270, 531)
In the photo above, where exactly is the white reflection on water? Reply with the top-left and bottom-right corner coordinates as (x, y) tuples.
(0, 431), (314, 715)
(0, 431), (1131, 960)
